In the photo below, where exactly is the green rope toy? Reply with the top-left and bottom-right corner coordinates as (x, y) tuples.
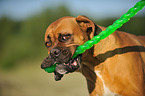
(44, 0), (145, 73)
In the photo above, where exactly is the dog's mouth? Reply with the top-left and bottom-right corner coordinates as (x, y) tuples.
(55, 54), (81, 74)
(41, 53), (82, 81)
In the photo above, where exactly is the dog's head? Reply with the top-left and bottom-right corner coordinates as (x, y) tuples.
(41, 15), (101, 81)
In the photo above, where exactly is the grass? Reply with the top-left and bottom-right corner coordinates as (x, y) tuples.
(0, 59), (89, 96)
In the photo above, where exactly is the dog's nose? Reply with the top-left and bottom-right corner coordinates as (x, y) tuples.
(50, 48), (61, 57)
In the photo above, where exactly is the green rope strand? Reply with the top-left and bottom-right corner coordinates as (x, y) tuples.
(72, 0), (145, 58)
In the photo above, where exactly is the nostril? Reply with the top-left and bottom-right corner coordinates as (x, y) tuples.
(50, 48), (61, 56)
(54, 50), (60, 55)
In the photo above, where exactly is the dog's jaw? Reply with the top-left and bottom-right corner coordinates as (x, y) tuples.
(55, 54), (81, 74)
(41, 53), (82, 81)
(54, 54), (81, 81)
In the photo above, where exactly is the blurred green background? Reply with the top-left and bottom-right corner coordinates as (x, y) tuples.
(0, 0), (145, 96)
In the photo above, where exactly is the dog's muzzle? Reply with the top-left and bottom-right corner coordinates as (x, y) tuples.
(41, 47), (81, 81)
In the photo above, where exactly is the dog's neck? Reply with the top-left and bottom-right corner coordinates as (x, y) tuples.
(80, 47), (100, 93)
(80, 26), (118, 95)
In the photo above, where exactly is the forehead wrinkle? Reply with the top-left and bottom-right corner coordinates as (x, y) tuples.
(45, 29), (58, 43)
(54, 18), (77, 35)
(47, 16), (74, 31)
(46, 18), (74, 37)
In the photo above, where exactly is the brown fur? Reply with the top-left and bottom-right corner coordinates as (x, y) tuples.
(44, 15), (145, 96)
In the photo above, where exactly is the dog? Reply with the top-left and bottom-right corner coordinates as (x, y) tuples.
(41, 15), (145, 96)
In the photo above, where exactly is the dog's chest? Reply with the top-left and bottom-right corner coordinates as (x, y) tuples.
(95, 71), (119, 96)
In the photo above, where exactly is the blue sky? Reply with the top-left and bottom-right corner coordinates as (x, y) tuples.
(0, 0), (145, 20)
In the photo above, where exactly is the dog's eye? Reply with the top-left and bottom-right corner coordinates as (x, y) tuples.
(58, 34), (71, 42)
(59, 34), (71, 41)
(62, 35), (71, 40)
(45, 42), (52, 47)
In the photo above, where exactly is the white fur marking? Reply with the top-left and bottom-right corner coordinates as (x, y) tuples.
(95, 71), (117, 96)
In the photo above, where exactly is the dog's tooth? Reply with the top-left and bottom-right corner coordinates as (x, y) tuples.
(73, 60), (77, 66)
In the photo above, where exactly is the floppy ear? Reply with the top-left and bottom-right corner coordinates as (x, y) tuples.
(75, 15), (101, 39)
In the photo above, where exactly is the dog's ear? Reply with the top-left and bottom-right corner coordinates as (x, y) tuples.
(75, 15), (101, 39)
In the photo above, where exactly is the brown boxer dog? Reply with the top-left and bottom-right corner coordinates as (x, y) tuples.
(41, 15), (145, 96)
